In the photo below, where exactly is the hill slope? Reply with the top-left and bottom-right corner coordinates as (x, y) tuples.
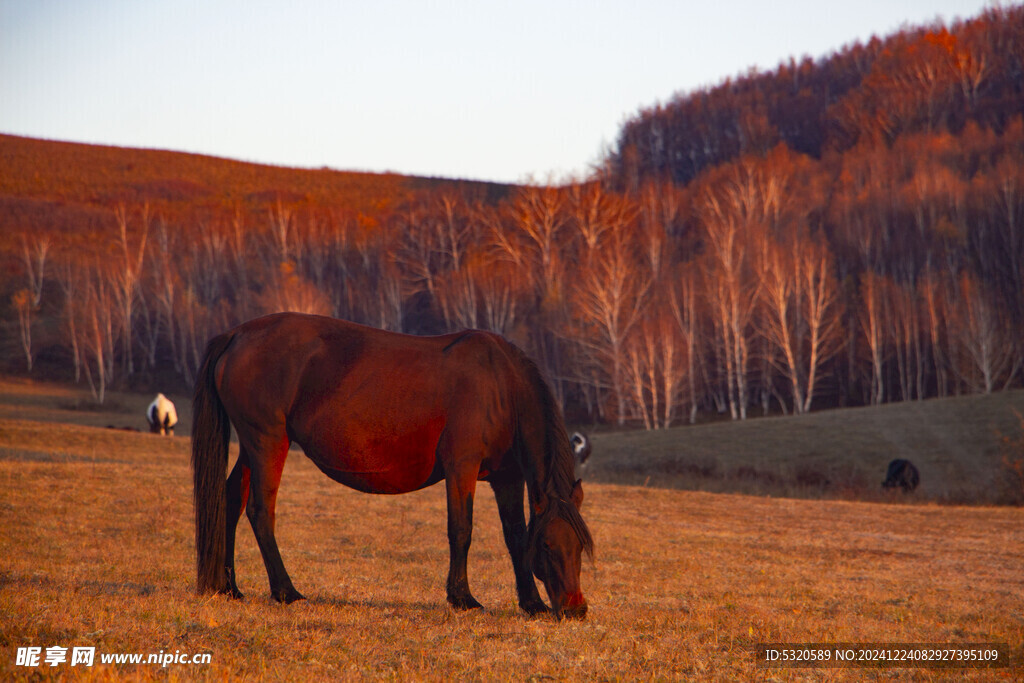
(587, 390), (1024, 505)
(606, 5), (1024, 186)
(0, 133), (508, 245)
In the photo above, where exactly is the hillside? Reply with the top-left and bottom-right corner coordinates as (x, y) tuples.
(587, 389), (1024, 505)
(606, 5), (1024, 186)
(0, 134), (509, 248)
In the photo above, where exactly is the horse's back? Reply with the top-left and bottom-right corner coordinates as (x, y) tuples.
(215, 314), (521, 493)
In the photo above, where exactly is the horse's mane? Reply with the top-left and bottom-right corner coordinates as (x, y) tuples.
(508, 342), (594, 559)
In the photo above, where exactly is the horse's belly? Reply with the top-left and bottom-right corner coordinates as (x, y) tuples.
(299, 420), (445, 494)
(309, 453), (443, 494)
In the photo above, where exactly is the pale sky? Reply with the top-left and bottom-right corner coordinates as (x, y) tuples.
(0, 0), (999, 183)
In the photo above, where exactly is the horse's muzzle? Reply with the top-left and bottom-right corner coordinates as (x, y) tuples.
(556, 591), (588, 620)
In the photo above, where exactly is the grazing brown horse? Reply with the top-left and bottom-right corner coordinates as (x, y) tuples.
(192, 313), (593, 619)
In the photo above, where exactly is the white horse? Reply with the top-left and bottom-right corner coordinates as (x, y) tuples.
(570, 431), (592, 476)
(147, 393), (178, 436)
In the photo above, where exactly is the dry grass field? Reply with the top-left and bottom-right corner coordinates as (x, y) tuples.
(1, 376), (1022, 680)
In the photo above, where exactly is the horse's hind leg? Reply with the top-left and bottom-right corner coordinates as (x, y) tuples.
(491, 476), (547, 616)
(242, 431), (304, 604)
(444, 471), (483, 610)
(223, 448), (251, 599)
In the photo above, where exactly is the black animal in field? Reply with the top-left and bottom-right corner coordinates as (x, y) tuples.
(882, 458), (920, 492)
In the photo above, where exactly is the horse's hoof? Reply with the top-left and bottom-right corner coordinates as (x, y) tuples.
(216, 584), (244, 600)
(222, 568), (243, 599)
(521, 600), (549, 617)
(272, 587), (306, 604)
(556, 602), (588, 621)
(223, 587), (244, 600)
(448, 594), (483, 611)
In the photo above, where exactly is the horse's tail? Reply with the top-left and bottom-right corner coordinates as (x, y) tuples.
(192, 331), (235, 594)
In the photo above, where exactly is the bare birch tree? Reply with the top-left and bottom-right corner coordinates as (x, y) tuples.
(80, 264), (120, 404)
(797, 237), (843, 411)
(669, 264), (705, 424)
(625, 300), (688, 429)
(20, 233), (50, 307)
(113, 204), (148, 375)
(570, 227), (651, 425)
(949, 273), (1017, 393)
(12, 289), (34, 372)
(12, 233), (52, 373)
(54, 256), (84, 382)
(699, 190), (758, 420)
(859, 271), (887, 405)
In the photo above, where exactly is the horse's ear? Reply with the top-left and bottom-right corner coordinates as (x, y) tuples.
(532, 491), (548, 516)
(571, 479), (584, 509)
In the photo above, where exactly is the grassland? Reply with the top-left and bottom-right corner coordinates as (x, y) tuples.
(1, 377), (1022, 680)
(587, 390), (1024, 506)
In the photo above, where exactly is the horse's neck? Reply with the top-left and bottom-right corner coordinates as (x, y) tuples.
(521, 442), (572, 510)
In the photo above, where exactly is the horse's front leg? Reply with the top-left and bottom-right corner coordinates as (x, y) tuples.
(444, 471), (482, 610)
(490, 477), (548, 616)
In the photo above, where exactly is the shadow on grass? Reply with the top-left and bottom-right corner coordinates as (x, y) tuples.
(0, 571), (156, 597)
(58, 398), (128, 413)
(306, 594), (454, 614)
(0, 447), (130, 464)
(590, 457), (929, 504)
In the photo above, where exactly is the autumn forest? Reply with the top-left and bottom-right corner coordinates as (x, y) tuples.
(2, 6), (1023, 428)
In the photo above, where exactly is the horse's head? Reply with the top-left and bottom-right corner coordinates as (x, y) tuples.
(530, 479), (591, 620)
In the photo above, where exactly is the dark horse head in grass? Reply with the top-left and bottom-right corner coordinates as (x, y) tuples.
(192, 313), (593, 619)
(882, 459), (920, 493)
